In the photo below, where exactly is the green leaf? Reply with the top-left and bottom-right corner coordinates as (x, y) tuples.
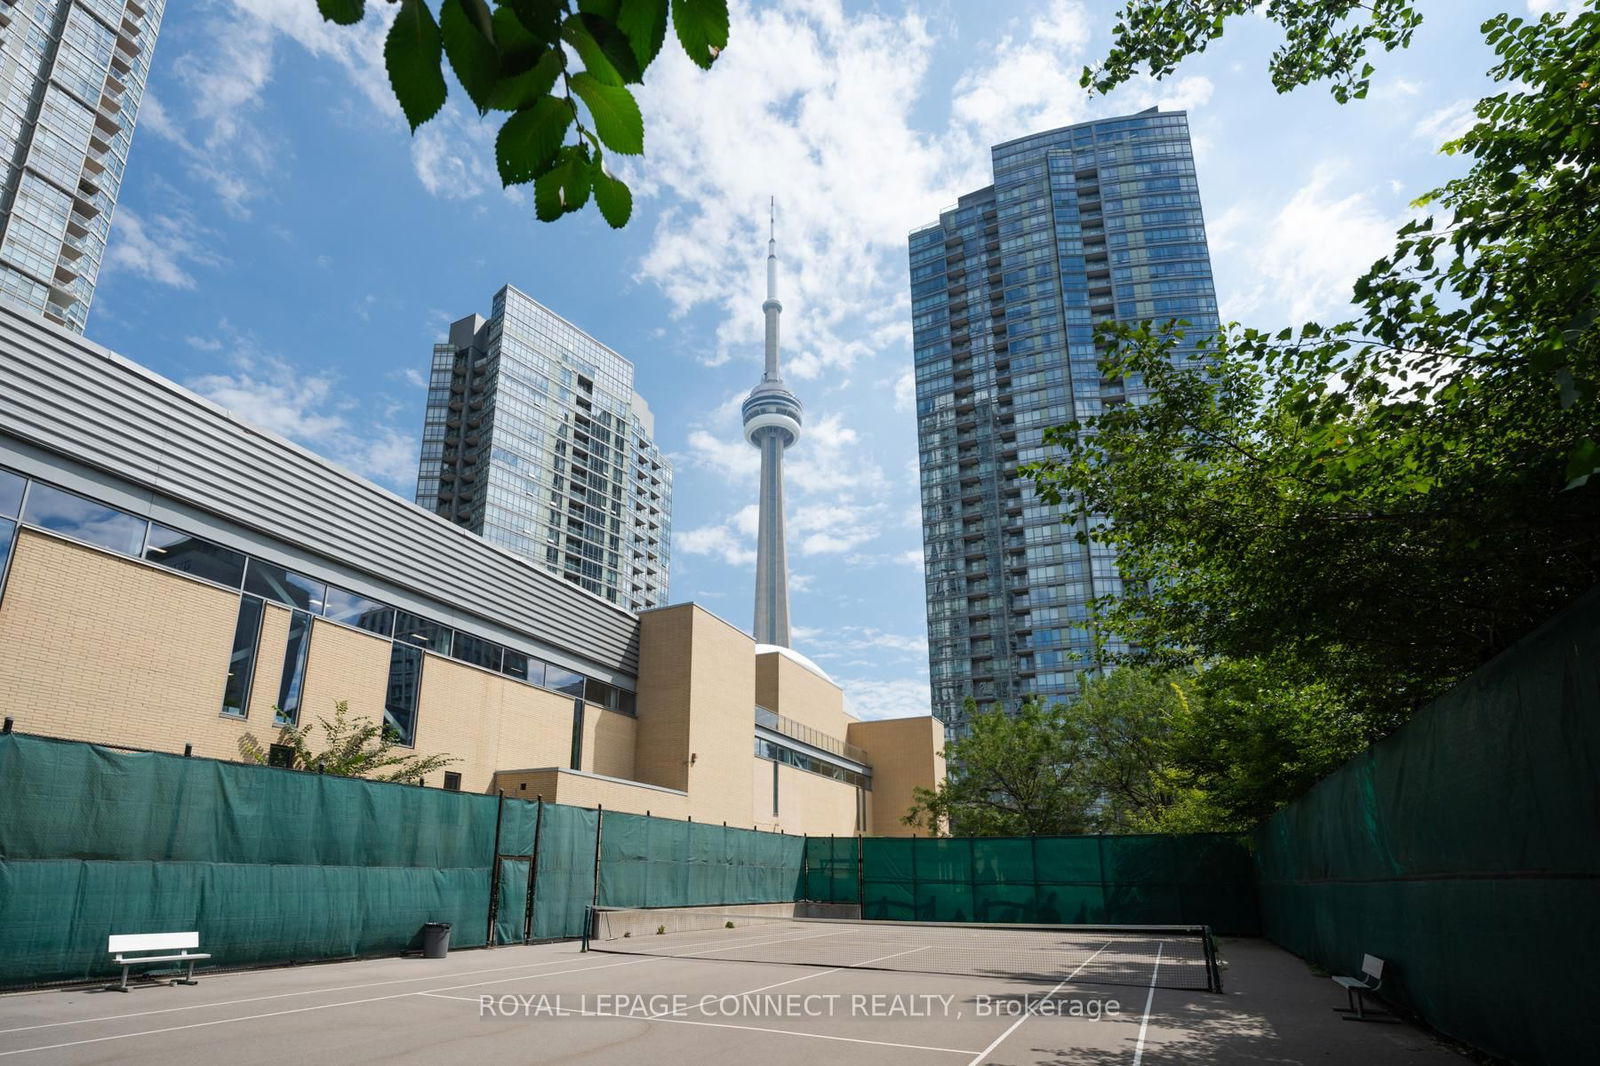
(488, 48), (563, 112)
(508, 0), (565, 46)
(1564, 438), (1599, 490)
(570, 72), (643, 154)
(386, 0), (448, 132)
(534, 146), (595, 221)
(578, 12), (645, 83)
(593, 161), (633, 228)
(672, 0), (729, 69)
(496, 96), (575, 185)
(616, 0), (670, 68)
(317, 0), (365, 26)
(440, 0), (499, 114)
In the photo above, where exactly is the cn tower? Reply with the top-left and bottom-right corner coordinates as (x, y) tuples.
(741, 202), (803, 646)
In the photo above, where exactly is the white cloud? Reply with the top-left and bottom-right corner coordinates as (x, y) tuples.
(1413, 99), (1478, 147)
(103, 208), (224, 289)
(892, 368), (916, 413)
(837, 676), (933, 721)
(1215, 164), (1400, 325)
(402, 367), (428, 388)
(675, 524), (758, 567)
(1527, 0), (1584, 14)
(183, 324), (418, 489)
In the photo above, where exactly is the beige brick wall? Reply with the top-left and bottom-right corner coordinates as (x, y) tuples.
(754, 759), (860, 835)
(754, 651), (847, 737)
(0, 530), (252, 759)
(246, 604), (292, 724)
(297, 618), (391, 731)
(415, 654), (580, 790)
(848, 716), (946, 836)
(583, 706), (637, 780)
(633, 604), (695, 792)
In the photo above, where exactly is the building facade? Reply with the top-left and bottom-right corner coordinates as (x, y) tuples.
(414, 285), (671, 613)
(911, 110), (1220, 728)
(0, 303), (941, 835)
(0, 0), (164, 332)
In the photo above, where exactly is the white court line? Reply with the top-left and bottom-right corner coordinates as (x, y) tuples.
(0, 951), (609, 1036)
(0, 955), (669, 1059)
(1131, 943), (1165, 1066)
(964, 940), (1117, 1066)
(732, 945), (932, 998)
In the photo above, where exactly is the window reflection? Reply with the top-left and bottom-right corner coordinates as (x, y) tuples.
(0, 469), (22, 517)
(244, 559), (326, 612)
(22, 482), (146, 555)
(145, 523), (246, 588)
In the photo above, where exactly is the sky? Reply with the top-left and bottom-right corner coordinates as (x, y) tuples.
(82, 0), (1573, 720)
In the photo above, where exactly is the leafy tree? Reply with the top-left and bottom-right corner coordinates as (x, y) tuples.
(903, 698), (1099, 836)
(316, 0), (731, 226)
(239, 699), (460, 782)
(1027, 5), (1600, 720)
(1085, 0), (1423, 103)
(906, 663), (1365, 835)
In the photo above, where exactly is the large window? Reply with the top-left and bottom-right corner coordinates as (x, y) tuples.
(221, 596), (266, 718)
(276, 610), (313, 726)
(0, 469), (22, 517)
(395, 611), (451, 653)
(21, 482), (145, 555)
(322, 586), (393, 637)
(545, 664), (586, 697)
(0, 517), (15, 601)
(144, 523), (246, 588)
(384, 643), (423, 746)
(244, 559), (326, 612)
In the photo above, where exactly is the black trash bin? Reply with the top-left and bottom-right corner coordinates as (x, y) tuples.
(421, 922), (451, 959)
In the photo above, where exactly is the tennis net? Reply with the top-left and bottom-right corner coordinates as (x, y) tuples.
(584, 906), (1222, 992)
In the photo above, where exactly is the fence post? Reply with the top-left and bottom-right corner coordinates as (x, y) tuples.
(1096, 832), (1109, 923)
(486, 790), (505, 947)
(522, 797), (544, 943)
(590, 804), (605, 916)
(911, 832), (919, 921)
(968, 834), (977, 923)
(854, 833), (864, 910)
(1029, 833), (1040, 923)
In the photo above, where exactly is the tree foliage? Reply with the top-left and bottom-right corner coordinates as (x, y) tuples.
(1029, 5), (1600, 721)
(905, 663), (1362, 835)
(1084, 0), (1423, 102)
(318, 0), (729, 227)
(240, 700), (460, 782)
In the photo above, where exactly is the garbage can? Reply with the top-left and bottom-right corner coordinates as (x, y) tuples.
(421, 922), (451, 959)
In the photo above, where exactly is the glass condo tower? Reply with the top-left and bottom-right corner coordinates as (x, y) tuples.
(414, 285), (672, 613)
(911, 109), (1220, 729)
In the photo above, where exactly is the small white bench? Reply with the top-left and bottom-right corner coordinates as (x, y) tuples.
(1333, 953), (1394, 1021)
(106, 932), (210, 992)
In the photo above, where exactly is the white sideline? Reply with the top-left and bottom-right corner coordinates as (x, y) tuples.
(1131, 943), (1166, 1066)
(963, 941), (1117, 1066)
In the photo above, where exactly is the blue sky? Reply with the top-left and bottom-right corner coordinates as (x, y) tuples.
(84, 0), (1567, 719)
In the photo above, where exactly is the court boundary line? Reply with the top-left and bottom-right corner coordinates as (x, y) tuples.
(1131, 943), (1165, 1066)
(0, 955), (671, 1059)
(963, 940), (1117, 1066)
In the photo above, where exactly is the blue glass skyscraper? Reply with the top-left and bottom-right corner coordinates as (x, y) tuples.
(910, 109), (1219, 728)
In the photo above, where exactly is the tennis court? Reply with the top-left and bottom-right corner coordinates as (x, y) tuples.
(0, 911), (1469, 1065)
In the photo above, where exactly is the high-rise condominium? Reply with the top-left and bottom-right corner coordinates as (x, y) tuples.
(911, 109), (1219, 728)
(0, 0), (165, 331)
(414, 285), (671, 613)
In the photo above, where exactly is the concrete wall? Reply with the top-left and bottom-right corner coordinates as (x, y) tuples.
(490, 767), (689, 818)
(849, 715), (946, 836)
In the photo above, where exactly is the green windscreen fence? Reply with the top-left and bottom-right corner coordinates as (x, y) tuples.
(597, 814), (804, 908)
(0, 734), (806, 986)
(1255, 586), (1600, 1065)
(805, 832), (1258, 935)
(0, 734), (496, 986)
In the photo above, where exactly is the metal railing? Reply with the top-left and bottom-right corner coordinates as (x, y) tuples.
(754, 707), (869, 766)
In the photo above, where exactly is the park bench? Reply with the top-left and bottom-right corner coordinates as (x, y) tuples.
(1332, 953), (1395, 1021)
(106, 932), (210, 992)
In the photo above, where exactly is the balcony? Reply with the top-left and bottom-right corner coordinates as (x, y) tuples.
(755, 707), (869, 766)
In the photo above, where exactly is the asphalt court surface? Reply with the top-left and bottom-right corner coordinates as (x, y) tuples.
(0, 932), (1473, 1065)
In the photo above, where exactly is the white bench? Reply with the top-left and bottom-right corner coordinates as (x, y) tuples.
(106, 932), (210, 992)
(1332, 953), (1394, 1021)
